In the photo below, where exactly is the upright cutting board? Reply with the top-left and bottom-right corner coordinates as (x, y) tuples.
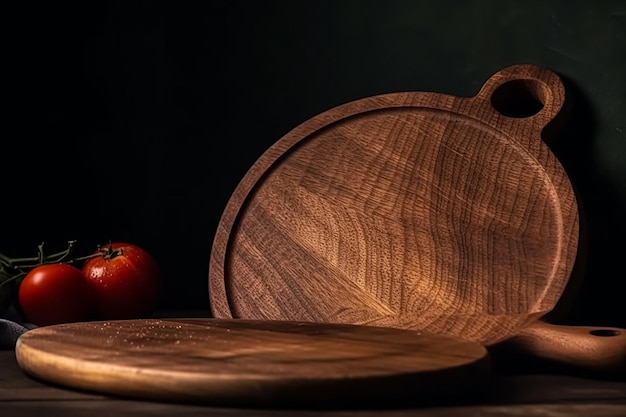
(208, 64), (626, 371)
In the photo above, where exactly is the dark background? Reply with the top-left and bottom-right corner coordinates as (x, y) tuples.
(2, 1), (625, 327)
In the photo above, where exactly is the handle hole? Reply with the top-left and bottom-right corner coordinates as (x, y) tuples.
(491, 79), (547, 118)
(589, 329), (622, 337)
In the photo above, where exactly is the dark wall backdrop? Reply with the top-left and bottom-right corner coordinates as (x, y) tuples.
(3, 1), (625, 327)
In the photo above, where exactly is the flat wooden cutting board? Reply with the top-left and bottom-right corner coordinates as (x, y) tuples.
(15, 318), (490, 408)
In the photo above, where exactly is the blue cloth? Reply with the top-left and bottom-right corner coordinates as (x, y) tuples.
(0, 306), (36, 349)
(0, 319), (31, 349)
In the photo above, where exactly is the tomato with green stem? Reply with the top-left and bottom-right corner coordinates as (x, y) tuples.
(1, 241), (84, 317)
(82, 242), (162, 320)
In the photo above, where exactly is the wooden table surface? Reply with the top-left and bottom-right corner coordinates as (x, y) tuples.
(1, 311), (625, 416)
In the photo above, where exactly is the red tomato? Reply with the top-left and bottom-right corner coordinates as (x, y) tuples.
(18, 264), (93, 326)
(81, 242), (162, 320)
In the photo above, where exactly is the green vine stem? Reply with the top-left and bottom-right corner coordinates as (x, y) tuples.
(0, 240), (102, 288)
(1, 240), (74, 268)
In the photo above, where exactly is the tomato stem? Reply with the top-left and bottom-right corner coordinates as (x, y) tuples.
(0, 240), (101, 285)
(98, 242), (123, 260)
(0, 271), (26, 288)
(1, 240), (78, 268)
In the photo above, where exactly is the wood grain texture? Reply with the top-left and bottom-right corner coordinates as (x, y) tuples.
(15, 318), (490, 407)
(5, 347), (626, 416)
(208, 64), (579, 346)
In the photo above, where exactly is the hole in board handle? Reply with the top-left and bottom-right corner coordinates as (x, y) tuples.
(491, 79), (547, 118)
(589, 329), (622, 337)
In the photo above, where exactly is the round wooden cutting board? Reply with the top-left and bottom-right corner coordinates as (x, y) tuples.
(15, 318), (490, 408)
(208, 64), (626, 371)
(209, 64), (579, 343)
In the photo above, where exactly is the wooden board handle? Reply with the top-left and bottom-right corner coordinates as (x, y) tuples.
(470, 64), (566, 147)
(502, 320), (626, 374)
